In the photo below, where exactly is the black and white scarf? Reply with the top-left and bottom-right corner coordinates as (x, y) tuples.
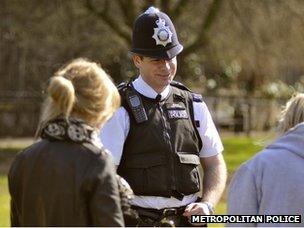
(40, 117), (101, 147)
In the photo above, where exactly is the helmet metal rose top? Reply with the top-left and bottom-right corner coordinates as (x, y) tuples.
(131, 7), (183, 59)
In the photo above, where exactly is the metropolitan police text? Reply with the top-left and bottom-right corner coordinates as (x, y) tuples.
(191, 215), (301, 224)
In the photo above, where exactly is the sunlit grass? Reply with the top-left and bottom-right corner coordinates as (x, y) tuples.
(222, 136), (270, 174)
(0, 138), (34, 150)
(0, 175), (10, 227)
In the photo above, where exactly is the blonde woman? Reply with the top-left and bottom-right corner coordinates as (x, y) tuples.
(8, 59), (124, 226)
(228, 93), (304, 226)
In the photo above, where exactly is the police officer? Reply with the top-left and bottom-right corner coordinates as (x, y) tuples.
(100, 7), (227, 226)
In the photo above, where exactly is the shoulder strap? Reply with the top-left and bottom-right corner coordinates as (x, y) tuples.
(192, 93), (203, 103)
(170, 81), (203, 103)
(170, 80), (191, 91)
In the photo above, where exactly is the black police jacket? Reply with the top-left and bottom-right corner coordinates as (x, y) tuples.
(117, 82), (203, 199)
(8, 118), (124, 227)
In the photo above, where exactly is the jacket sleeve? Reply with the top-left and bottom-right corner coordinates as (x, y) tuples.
(8, 152), (23, 227)
(85, 153), (124, 227)
(227, 163), (259, 227)
(10, 198), (19, 226)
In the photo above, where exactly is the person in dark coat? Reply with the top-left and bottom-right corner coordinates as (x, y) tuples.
(8, 58), (124, 227)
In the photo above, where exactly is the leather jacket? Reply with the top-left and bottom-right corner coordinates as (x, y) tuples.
(8, 118), (124, 227)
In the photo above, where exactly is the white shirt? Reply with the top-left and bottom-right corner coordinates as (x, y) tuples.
(100, 76), (223, 209)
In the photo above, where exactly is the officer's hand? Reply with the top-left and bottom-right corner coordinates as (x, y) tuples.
(183, 202), (210, 226)
(183, 202), (210, 217)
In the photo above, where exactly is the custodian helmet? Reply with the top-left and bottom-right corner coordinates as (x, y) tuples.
(131, 7), (183, 59)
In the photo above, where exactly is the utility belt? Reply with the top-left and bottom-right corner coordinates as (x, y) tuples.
(130, 198), (206, 227)
(132, 205), (188, 227)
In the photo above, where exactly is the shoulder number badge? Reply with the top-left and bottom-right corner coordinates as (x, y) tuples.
(152, 18), (173, 47)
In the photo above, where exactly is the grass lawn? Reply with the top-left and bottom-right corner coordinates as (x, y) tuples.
(0, 135), (273, 227)
(222, 135), (272, 174)
(0, 175), (9, 227)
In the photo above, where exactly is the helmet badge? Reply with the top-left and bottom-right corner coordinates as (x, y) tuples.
(152, 18), (173, 47)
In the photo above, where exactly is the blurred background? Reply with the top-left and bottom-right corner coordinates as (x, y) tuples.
(2, 0), (304, 137)
(2, 1), (304, 225)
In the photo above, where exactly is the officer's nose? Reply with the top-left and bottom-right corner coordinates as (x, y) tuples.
(160, 59), (171, 71)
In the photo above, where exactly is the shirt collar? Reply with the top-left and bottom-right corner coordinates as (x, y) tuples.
(132, 76), (170, 100)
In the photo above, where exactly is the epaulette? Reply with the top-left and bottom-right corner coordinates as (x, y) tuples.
(192, 93), (203, 102)
(170, 81), (203, 102)
(170, 81), (191, 92)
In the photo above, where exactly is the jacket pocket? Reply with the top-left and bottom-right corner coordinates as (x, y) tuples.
(177, 153), (200, 165)
(176, 152), (201, 194)
(122, 153), (167, 195)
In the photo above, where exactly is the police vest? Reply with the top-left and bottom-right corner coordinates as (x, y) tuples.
(117, 81), (203, 199)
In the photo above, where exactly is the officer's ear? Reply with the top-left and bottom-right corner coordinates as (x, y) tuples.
(132, 55), (144, 68)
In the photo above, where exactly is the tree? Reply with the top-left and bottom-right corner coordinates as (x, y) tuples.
(85, 0), (224, 80)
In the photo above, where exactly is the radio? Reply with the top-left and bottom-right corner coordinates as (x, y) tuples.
(126, 91), (148, 123)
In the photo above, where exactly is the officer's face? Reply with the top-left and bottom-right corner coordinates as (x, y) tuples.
(133, 55), (177, 93)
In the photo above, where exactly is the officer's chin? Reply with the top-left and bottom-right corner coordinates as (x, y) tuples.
(159, 79), (172, 87)
(158, 75), (173, 83)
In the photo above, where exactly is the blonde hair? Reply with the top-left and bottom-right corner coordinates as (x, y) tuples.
(277, 93), (304, 134)
(36, 58), (120, 137)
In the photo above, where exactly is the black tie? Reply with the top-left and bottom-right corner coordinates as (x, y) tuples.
(155, 94), (162, 102)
